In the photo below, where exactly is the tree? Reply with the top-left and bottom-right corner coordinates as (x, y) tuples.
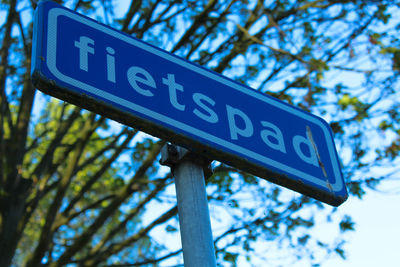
(1, 0), (399, 266)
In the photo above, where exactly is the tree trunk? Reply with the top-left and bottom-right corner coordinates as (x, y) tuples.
(0, 178), (31, 267)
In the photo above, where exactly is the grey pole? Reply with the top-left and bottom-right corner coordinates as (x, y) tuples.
(160, 144), (216, 267)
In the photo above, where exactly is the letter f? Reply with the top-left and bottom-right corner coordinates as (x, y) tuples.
(74, 36), (95, 72)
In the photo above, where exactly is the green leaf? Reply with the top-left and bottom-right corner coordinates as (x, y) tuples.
(223, 252), (239, 264)
(298, 234), (310, 245)
(165, 225), (177, 232)
(335, 247), (346, 259)
(339, 215), (355, 233)
(348, 181), (366, 199)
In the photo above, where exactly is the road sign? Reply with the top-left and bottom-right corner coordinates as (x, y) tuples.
(31, 1), (347, 206)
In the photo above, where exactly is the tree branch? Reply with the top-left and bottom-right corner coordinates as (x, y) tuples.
(31, 107), (82, 182)
(27, 114), (102, 267)
(213, 0), (264, 73)
(121, 0), (142, 32)
(129, 0), (162, 38)
(0, 0), (17, 189)
(102, 248), (182, 267)
(86, 205), (178, 266)
(59, 129), (137, 219)
(49, 140), (164, 267)
(185, 0), (235, 60)
(88, 175), (171, 256)
(73, 128), (136, 175)
(55, 194), (116, 229)
(170, 0), (218, 54)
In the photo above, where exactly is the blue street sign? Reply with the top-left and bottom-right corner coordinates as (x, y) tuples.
(31, 1), (347, 206)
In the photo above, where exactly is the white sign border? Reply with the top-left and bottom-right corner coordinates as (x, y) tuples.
(46, 7), (344, 192)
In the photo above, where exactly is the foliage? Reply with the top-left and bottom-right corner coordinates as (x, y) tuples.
(1, 0), (399, 266)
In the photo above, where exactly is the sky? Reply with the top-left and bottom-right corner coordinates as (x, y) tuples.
(324, 186), (400, 267)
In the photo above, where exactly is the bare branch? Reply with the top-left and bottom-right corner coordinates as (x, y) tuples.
(185, 0), (235, 60)
(170, 0), (218, 54)
(129, 0), (162, 38)
(121, 0), (142, 32)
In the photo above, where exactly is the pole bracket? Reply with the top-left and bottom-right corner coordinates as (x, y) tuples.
(160, 143), (213, 179)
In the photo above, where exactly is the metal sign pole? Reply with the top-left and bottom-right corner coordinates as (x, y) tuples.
(161, 144), (216, 267)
